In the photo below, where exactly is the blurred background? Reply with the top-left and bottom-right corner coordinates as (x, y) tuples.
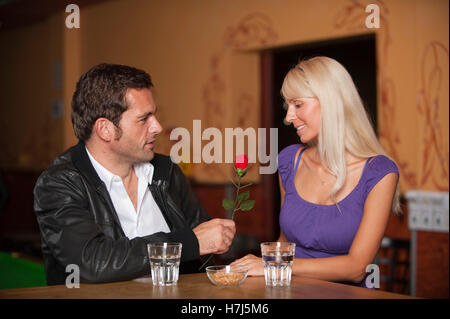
(0, 0), (448, 298)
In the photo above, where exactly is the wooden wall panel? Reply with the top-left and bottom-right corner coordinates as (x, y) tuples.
(416, 231), (449, 298)
(192, 182), (277, 244)
(384, 199), (411, 240)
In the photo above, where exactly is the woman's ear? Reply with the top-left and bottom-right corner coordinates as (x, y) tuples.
(93, 118), (113, 142)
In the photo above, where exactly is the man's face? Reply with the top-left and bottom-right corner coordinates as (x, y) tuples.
(110, 88), (162, 164)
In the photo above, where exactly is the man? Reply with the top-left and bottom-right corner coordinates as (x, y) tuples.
(34, 63), (235, 285)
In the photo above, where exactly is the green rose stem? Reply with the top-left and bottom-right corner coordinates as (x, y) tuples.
(230, 175), (253, 220)
(199, 170), (253, 271)
(231, 174), (241, 221)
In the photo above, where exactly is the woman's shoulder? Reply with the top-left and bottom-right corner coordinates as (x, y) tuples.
(362, 154), (399, 196)
(277, 144), (305, 186)
(278, 144), (304, 166)
(366, 154), (399, 175)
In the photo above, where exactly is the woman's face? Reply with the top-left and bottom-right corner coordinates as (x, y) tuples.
(284, 97), (321, 143)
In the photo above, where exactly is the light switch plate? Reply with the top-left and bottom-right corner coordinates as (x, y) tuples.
(405, 191), (449, 232)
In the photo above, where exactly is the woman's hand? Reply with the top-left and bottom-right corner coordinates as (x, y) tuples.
(230, 254), (265, 276)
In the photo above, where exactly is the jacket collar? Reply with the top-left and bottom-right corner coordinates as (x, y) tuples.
(150, 153), (170, 184)
(69, 140), (174, 232)
(70, 141), (124, 234)
(71, 140), (105, 189)
(71, 140), (167, 188)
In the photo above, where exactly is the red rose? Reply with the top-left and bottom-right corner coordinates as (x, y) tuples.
(235, 155), (248, 170)
(234, 155), (249, 178)
(200, 153), (254, 270)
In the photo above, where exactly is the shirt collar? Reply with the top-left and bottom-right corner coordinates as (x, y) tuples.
(134, 161), (154, 186)
(85, 146), (154, 191)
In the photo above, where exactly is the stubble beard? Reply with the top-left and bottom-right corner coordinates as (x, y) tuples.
(113, 133), (155, 165)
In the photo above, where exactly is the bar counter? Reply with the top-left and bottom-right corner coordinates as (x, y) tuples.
(0, 273), (415, 299)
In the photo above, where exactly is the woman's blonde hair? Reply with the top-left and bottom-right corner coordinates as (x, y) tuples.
(281, 56), (401, 214)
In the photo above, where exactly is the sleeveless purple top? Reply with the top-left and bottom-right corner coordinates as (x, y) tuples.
(277, 144), (399, 288)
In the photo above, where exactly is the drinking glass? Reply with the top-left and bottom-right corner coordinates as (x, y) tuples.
(147, 242), (182, 286)
(260, 242), (296, 287)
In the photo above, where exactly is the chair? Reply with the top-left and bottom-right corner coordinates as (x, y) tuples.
(374, 237), (410, 294)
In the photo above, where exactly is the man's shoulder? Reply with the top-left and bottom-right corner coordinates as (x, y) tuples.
(38, 145), (82, 183)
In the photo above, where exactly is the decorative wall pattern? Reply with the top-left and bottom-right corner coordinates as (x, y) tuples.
(194, 13), (278, 183)
(334, 0), (449, 191)
(2, 0), (447, 193)
(417, 41), (449, 190)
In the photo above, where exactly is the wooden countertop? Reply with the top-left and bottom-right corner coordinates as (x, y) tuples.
(0, 273), (415, 299)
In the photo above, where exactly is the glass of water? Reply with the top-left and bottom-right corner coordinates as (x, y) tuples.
(147, 242), (182, 286)
(260, 242), (296, 287)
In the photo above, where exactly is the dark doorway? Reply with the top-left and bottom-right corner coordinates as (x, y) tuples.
(260, 33), (377, 240)
(273, 33), (377, 152)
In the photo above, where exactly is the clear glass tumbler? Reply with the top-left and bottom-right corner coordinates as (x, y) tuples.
(147, 242), (182, 286)
(260, 242), (296, 287)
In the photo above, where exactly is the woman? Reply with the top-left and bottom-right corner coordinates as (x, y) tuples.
(231, 56), (400, 287)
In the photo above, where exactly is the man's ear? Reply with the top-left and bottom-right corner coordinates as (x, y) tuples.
(93, 118), (113, 142)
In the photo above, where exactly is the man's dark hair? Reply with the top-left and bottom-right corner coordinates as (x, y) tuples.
(71, 63), (153, 141)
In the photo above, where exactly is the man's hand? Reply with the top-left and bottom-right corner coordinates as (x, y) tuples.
(193, 218), (236, 255)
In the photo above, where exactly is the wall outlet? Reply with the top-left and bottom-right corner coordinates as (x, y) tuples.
(405, 191), (449, 233)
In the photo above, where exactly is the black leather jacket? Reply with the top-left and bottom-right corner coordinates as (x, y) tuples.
(33, 141), (211, 285)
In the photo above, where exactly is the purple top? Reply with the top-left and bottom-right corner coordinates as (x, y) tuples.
(277, 144), (399, 288)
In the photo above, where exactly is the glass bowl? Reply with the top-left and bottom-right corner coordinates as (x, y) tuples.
(206, 265), (249, 287)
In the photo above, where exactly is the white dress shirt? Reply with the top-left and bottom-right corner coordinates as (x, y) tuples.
(86, 147), (170, 239)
